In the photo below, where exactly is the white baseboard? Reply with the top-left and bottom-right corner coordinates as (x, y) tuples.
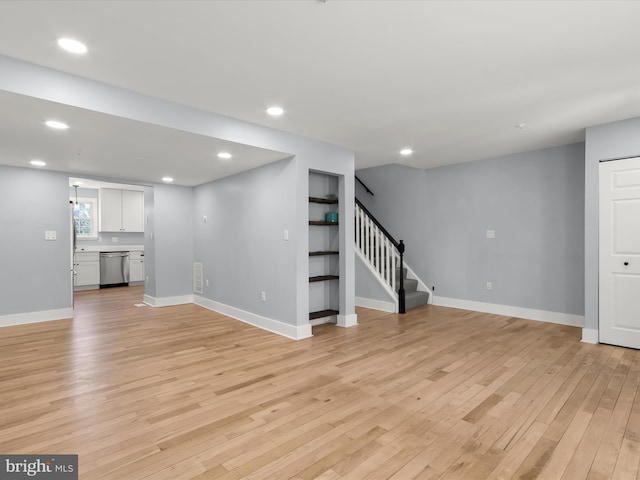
(337, 313), (358, 328)
(581, 328), (598, 344)
(355, 296), (397, 313)
(194, 295), (312, 340)
(0, 307), (74, 328)
(310, 316), (337, 326)
(143, 294), (194, 307)
(432, 296), (585, 328)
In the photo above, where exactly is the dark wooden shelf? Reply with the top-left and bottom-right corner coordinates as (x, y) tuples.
(309, 309), (339, 320)
(309, 196), (338, 204)
(309, 251), (339, 256)
(309, 275), (339, 283)
(309, 221), (339, 226)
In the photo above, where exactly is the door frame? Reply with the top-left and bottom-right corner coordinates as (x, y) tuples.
(598, 155), (640, 347)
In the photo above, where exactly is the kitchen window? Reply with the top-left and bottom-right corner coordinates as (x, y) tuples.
(72, 197), (98, 240)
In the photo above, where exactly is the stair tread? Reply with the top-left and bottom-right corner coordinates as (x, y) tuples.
(309, 309), (339, 320)
(403, 291), (430, 311)
(309, 251), (339, 256)
(398, 278), (419, 293)
(404, 290), (429, 298)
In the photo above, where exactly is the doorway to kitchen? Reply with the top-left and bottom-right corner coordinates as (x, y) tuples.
(69, 176), (150, 312)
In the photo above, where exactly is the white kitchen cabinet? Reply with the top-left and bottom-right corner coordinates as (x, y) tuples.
(129, 251), (145, 284)
(99, 188), (144, 232)
(74, 252), (100, 290)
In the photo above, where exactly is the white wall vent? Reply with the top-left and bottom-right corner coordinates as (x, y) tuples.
(193, 262), (204, 294)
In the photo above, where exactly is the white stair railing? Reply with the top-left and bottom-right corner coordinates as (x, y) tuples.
(355, 201), (401, 302)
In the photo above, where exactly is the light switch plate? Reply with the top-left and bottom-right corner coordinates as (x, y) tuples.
(45, 230), (56, 240)
(486, 230), (495, 239)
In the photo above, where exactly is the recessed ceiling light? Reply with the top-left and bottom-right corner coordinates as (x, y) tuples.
(266, 106), (284, 116)
(400, 148), (413, 156)
(217, 152), (232, 159)
(162, 177), (174, 183)
(45, 120), (69, 130)
(30, 160), (46, 167)
(57, 38), (88, 54)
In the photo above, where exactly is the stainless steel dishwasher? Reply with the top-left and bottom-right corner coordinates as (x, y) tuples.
(100, 251), (130, 287)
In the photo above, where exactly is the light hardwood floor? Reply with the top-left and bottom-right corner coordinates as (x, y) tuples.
(1, 286), (638, 479)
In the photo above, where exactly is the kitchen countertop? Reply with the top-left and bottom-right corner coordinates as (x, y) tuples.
(76, 245), (144, 253)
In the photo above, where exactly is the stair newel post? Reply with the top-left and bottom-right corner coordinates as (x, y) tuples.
(398, 239), (406, 314)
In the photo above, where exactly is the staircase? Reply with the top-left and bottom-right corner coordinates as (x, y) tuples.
(396, 266), (430, 310)
(355, 197), (431, 312)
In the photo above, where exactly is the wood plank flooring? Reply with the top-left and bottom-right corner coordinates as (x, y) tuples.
(1, 286), (639, 479)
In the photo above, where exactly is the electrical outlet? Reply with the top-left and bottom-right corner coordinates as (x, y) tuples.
(145, 276), (149, 283)
(203, 215), (207, 223)
(486, 281), (493, 290)
(205, 279), (209, 287)
(283, 229), (289, 241)
(261, 291), (266, 302)
(486, 230), (495, 239)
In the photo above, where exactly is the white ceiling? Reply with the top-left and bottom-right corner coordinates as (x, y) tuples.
(1, 0), (640, 185)
(0, 91), (291, 186)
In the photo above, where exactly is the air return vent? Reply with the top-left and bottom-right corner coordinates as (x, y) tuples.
(193, 262), (203, 294)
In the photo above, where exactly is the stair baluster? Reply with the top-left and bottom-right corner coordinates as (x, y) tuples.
(355, 198), (406, 314)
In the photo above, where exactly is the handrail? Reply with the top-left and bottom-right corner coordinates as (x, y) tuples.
(355, 176), (375, 196)
(355, 197), (399, 249)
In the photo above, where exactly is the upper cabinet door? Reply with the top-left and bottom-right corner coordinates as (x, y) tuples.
(99, 188), (144, 232)
(121, 190), (144, 232)
(99, 188), (123, 232)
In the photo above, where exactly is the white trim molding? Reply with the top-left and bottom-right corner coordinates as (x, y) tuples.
(355, 296), (396, 313)
(337, 313), (358, 328)
(433, 296), (585, 328)
(194, 295), (312, 340)
(310, 315), (337, 327)
(0, 308), (74, 328)
(581, 328), (599, 344)
(143, 294), (194, 307)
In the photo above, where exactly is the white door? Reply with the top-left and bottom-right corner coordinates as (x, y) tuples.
(599, 156), (640, 348)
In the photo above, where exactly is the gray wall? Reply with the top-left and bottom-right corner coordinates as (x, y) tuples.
(585, 116), (640, 331)
(143, 186), (156, 297)
(355, 254), (395, 302)
(193, 158), (298, 324)
(357, 142), (585, 315)
(152, 184), (194, 298)
(0, 166), (72, 315)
